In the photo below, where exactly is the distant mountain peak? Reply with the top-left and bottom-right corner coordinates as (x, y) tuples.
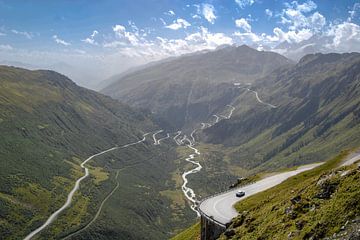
(298, 52), (360, 66)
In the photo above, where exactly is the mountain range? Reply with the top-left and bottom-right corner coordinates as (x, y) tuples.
(1, 44), (360, 240)
(102, 45), (293, 130)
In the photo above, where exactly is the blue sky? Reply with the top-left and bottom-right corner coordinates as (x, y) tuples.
(0, 0), (359, 88)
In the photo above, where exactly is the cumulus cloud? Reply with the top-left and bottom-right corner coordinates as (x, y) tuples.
(104, 22), (233, 58)
(53, 35), (71, 46)
(202, 4), (216, 24)
(11, 29), (33, 39)
(280, 0), (325, 32)
(112, 24), (139, 46)
(82, 30), (99, 45)
(235, 0), (255, 9)
(165, 18), (191, 30)
(186, 27), (233, 48)
(310, 12), (326, 31)
(235, 18), (251, 33)
(327, 22), (360, 52)
(266, 27), (313, 43)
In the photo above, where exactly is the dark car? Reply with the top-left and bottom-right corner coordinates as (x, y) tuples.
(236, 191), (245, 198)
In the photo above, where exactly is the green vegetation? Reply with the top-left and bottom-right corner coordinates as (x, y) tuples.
(170, 222), (200, 240)
(102, 45), (292, 130)
(219, 151), (360, 239)
(0, 66), (191, 239)
(172, 151), (360, 240)
(3, 51), (360, 240)
(204, 52), (360, 173)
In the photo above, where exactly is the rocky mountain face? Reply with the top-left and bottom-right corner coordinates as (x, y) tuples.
(101, 45), (293, 131)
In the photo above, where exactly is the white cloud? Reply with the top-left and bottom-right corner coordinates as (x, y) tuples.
(278, 0), (326, 36)
(194, 4), (201, 14)
(106, 24), (233, 58)
(11, 29), (32, 39)
(266, 27), (313, 43)
(348, 3), (360, 22)
(165, 18), (191, 30)
(165, 10), (175, 16)
(159, 18), (166, 26)
(235, 0), (255, 9)
(186, 27), (233, 48)
(292, 0), (317, 13)
(53, 35), (71, 46)
(112, 24), (139, 46)
(235, 18), (251, 33)
(192, 14), (201, 19)
(0, 32), (6, 36)
(113, 25), (126, 36)
(265, 9), (273, 18)
(234, 31), (262, 43)
(327, 22), (360, 52)
(202, 4), (216, 24)
(82, 30), (99, 45)
(128, 21), (139, 34)
(91, 30), (98, 38)
(310, 12), (326, 31)
(0, 44), (13, 50)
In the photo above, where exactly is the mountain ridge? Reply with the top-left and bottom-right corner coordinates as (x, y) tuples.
(101, 45), (293, 131)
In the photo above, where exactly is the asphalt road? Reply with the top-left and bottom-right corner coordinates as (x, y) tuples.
(199, 151), (360, 226)
(199, 163), (323, 225)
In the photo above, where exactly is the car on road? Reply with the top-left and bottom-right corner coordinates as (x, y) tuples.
(236, 191), (245, 198)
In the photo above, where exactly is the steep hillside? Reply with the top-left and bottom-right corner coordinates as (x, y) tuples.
(203, 52), (360, 172)
(101, 45), (293, 130)
(173, 151), (360, 240)
(0, 66), (189, 239)
(221, 152), (360, 240)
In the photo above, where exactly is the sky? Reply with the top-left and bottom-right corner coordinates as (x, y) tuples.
(0, 0), (359, 88)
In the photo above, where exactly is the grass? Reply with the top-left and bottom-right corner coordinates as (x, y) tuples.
(88, 166), (109, 185)
(218, 150), (360, 239)
(170, 222), (200, 240)
(172, 150), (359, 240)
(0, 66), (186, 240)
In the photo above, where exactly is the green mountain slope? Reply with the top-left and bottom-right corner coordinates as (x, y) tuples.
(203, 52), (360, 172)
(173, 151), (360, 240)
(221, 152), (360, 240)
(0, 66), (191, 239)
(101, 45), (293, 130)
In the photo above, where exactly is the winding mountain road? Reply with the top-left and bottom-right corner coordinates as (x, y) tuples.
(199, 163), (323, 225)
(24, 133), (150, 240)
(25, 82), (284, 238)
(234, 83), (277, 109)
(62, 170), (121, 240)
(152, 129), (164, 145)
(199, 151), (360, 226)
